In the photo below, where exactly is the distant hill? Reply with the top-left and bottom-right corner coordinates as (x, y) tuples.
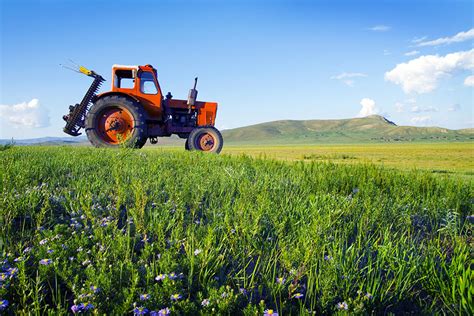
(2, 115), (472, 146)
(0, 136), (88, 146)
(221, 115), (474, 144)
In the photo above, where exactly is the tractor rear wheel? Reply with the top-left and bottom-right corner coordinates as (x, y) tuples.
(187, 126), (223, 153)
(85, 95), (147, 148)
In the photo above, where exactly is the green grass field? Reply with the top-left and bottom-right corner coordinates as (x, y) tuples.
(222, 143), (474, 177)
(0, 145), (473, 315)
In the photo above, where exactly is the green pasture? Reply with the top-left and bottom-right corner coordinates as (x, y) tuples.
(0, 146), (472, 315)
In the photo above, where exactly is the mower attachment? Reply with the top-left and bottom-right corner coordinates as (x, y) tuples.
(63, 67), (105, 136)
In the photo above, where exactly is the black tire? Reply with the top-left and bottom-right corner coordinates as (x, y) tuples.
(185, 138), (190, 151)
(85, 95), (147, 148)
(187, 126), (223, 153)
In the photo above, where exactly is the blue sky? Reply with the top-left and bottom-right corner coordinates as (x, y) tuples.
(1, 0), (473, 139)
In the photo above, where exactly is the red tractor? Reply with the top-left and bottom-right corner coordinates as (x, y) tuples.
(63, 64), (223, 153)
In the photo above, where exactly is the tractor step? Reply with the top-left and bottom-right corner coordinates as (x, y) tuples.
(63, 72), (105, 136)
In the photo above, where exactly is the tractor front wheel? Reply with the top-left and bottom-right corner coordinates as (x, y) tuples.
(85, 95), (147, 148)
(187, 126), (223, 153)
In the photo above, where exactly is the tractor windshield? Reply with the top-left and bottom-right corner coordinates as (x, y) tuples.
(139, 71), (158, 94)
(114, 69), (135, 89)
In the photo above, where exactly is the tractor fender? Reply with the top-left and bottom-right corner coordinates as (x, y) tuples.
(93, 91), (141, 105)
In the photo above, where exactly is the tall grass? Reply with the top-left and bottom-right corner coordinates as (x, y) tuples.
(0, 147), (472, 315)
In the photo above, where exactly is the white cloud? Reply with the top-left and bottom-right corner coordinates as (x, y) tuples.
(383, 49), (391, 56)
(0, 99), (50, 128)
(395, 98), (418, 113)
(411, 105), (438, 113)
(404, 50), (420, 56)
(330, 72), (367, 87)
(464, 75), (474, 87)
(395, 102), (404, 113)
(448, 104), (461, 112)
(368, 25), (391, 32)
(417, 28), (474, 47)
(411, 116), (432, 125)
(384, 49), (474, 94)
(358, 98), (379, 117)
(411, 36), (427, 44)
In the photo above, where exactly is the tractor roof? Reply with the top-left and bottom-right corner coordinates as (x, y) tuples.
(112, 64), (139, 70)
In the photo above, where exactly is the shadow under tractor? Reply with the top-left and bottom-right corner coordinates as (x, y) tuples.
(62, 64), (223, 153)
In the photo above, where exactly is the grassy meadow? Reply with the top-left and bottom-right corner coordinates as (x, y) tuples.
(0, 145), (473, 315)
(222, 143), (474, 178)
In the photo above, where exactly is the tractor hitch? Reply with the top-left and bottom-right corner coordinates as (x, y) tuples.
(63, 67), (105, 136)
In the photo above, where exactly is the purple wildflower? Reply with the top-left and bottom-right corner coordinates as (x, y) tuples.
(100, 217), (109, 227)
(14, 257), (24, 262)
(71, 304), (83, 314)
(158, 307), (170, 315)
(47, 249), (54, 254)
(79, 293), (92, 300)
(324, 255), (333, 261)
(201, 298), (210, 306)
(0, 299), (8, 311)
(168, 272), (177, 280)
(39, 238), (48, 245)
(194, 249), (202, 256)
(7, 267), (18, 278)
(276, 277), (286, 284)
(39, 259), (52, 265)
(133, 306), (149, 315)
(83, 303), (94, 311)
(90, 285), (100, 294)
(264, 309), (278, 316)
(170, 293), (182, 301)
(293, 293), (304, 299)
(155, 274), (167, 281)
(336, 301), (348, 310)
(140, 293), (150, 301)
(365, 293), (373, 299)
(239, 288), (248, 295)
(23, 247), (32, 253)
(0, 273), (6, 281)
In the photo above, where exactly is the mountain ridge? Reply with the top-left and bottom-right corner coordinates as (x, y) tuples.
(221, 115), (473, 144)
(1, 115), (472, 145)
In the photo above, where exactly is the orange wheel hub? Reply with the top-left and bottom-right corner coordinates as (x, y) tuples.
(97, 107), (134, 144)
(198, 133), (215, 151)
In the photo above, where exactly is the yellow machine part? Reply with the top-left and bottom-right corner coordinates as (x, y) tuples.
(79, 66), (92, 76)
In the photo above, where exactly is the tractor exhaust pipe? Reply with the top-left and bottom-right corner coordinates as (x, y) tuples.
(187, 77), (198, 113)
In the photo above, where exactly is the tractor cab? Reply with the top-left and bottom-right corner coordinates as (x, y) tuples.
(111, 65), (163, 116)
